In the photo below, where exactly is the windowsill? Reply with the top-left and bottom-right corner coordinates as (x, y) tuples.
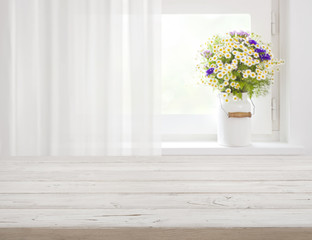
(162, 142), (304, 155)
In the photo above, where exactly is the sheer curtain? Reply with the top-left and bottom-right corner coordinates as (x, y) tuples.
(0, 0), (161, 156)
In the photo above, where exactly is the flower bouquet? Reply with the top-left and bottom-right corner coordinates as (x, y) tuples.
(197, 31), (284, 102)
(197, 31), (284, 146)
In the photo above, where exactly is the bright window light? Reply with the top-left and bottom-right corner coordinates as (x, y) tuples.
(161, 14), (251, 115)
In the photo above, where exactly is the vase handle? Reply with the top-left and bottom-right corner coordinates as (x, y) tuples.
(228, 112), (252, 118)
(250, 98), (256, 116)
(219, 94), (256, 118)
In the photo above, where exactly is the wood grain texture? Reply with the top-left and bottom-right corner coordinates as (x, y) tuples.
(1, 228), (312, 240)
(0, 156), (312, 229)
(1, 170), (312, 181)
(2, 161), (312, 171)
(0, 181), (311, 193)
(1, 193), (312, 209)
(1, 155), (311, 162)
(1, 209), (312, 227)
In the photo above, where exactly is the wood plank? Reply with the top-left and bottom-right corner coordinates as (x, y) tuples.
(1, 209), (312, 227)
(0, 181), (312, 193)
(2, 161), (312, 171)
(1, 193), (312, 209)
(1, 228), (312, 240)
(1, 155), (311, 163)
(1, 170), (312, 181)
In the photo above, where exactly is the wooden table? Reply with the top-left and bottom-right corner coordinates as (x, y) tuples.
(1, 156), (312, 239)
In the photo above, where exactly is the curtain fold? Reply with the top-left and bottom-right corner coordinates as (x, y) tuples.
(0, 0), (161, 156)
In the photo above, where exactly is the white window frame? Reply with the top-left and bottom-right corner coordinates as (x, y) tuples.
(161, 0), (280, 143)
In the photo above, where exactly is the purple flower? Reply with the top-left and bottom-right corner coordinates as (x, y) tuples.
(229, 30), (249, 38)
(201, 50), (212, 59)
(260, 53), (271, 61)
(248, 39), (257, 45)
(254, 47), (270, 61)
(255, 48), (266, 53)
(206, 68), (214, 76)
(238, 31), (250, 37)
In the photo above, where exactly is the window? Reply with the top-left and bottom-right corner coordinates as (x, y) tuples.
(161, 0), (279, 142)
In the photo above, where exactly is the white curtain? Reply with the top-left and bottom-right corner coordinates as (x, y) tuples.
(0, 0), (161, 156)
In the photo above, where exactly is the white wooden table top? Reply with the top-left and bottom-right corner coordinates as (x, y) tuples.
(0, 156), (312, 228)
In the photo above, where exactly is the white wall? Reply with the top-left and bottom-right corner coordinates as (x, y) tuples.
(284, 0), (312, 154)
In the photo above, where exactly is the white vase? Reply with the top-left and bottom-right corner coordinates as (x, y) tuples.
(217, 92), (252, 147)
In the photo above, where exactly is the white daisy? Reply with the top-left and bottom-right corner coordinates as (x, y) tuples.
(225, 53), (231, 58)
